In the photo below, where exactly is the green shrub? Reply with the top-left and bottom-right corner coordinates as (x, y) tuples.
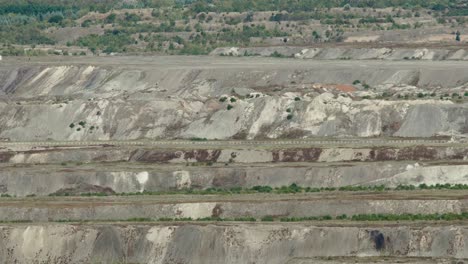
(336, 214), (348, 220)
(81, 19), (92, 27)
(233, 217), (256, 222)
(261, 215), (275, 222)
(48, 15), (64, 24)
(105, 13), (116, 24)
(227, 104), (234, 110)
(252, 186), (273, 193)
(127, 217), (152, 222)
(124, 13), (141, 22)
(270, 51), (284, 58)
(190, 137), (208, 141)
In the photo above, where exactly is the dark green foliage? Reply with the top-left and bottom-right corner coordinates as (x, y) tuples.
(179, 44), (209, 55)
(261, 215), (274, 221)
(81, 19), (92, 27)
(105, 13), (117, 24)
(0, 24), (55, 45)
(184, 0), (458, 13)
(190, 137), (208, 141)
(14, 207), (468, 224)
(252, 186), (273, 193)
(45, 183), (468, 198)
(0, 3), (68, 16)
(270, 51), (285, 58)
(80, 192), (108, 197)
(227, 104), (234, 110)
(124, 13), (141, 22)
(75, 30), (134, 53)
(0, 0), (463, 56)
(47, 14), (63, 24)
(336, 214), (348, 220)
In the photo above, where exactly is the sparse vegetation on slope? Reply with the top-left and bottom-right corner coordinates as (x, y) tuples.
(0, 0), (465, 55)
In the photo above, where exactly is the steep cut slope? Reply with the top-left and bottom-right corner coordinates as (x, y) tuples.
(0, 57), (468, 140)
(1, 223), (468, 264)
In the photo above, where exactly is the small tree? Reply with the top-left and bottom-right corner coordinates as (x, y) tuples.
(456, 31), (461, 42)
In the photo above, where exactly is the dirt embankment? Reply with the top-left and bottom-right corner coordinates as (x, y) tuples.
(2, 161), (468, 196)
(212, 46), (468, 61)
(1, 224), (467, 263)
(0, 193), (464, 222)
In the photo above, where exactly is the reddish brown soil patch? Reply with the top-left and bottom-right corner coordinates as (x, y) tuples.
(333, 84), (357, 92)
(272, 148), (322, 162)
(0, 152), (13, 163)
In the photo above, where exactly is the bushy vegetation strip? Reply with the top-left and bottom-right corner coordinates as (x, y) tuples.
(40, 183), (468, 197)
(48, 212), (468, 223)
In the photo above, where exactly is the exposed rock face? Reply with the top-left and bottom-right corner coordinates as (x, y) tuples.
(2, 56), (468, 264)
(1, 224), (468, 263)
(0, 57), (467, 141)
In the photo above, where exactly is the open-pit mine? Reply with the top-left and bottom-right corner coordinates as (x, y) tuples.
(1, 55), (468, 263)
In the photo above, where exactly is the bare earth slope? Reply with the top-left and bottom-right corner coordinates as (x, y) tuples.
(1, 57), (468, 141)
(1, 223), (468, 264)
(2, 55), (468, 264)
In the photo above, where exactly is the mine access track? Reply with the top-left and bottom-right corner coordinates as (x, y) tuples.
(0, 138), (461, 148)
